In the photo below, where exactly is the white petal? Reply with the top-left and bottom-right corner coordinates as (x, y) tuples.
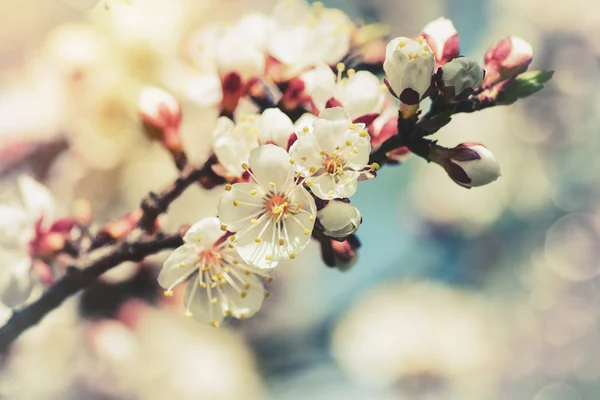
(248, 145), (295, 190)
(0, 252), (33, 308)
(235, 219), (279, 269)
(294, 113), (318, 134)
(301, 64), (336, 111)
(183, 217), (225, 247)
(402, 56), (435, 98)
(336, 71), (385, 120)
(0, 206), (33, 248)
(271, 0), (311, 26)
(310, 174), (337, 200)
(157, 245), (200, 290)
(218, 183), (264, 233)
(220, 273), (264, 319)
(312, 9), (352, 65)
(310, 170), (359, 200)
(343, 128), (371, 168)
(17, 175), (54, 221)
(312, 107), (352, 152)
(259, 108), (295, 148)
(335, 170), (360, 198)
(185, 275), (224, 326)
(289, 136), (323, 176)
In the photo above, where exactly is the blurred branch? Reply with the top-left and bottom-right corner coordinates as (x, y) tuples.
(0, 232), (183, 353)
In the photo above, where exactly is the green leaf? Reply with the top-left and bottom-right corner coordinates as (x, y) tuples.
(496, 70), (554, 105)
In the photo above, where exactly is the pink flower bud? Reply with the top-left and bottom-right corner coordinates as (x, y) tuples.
(421, 17), (460, 67)
(436, 143), (501, 188)
(483, 36), (533, 86)
(138, 86), (182, 152)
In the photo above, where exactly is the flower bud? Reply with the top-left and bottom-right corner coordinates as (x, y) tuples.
(383, 36), (435, 109)
(483, 36), (533, 86)
(139, 86), (182, 153)
(437, 57), (484, 101)
(421, 17), (460, 67)
(317, 201), (362, 239)
(434, 143), (501, 188)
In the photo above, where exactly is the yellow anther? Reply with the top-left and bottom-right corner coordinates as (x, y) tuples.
(328, 190), (334, 196)
(305, 180), (314, 187)
(241, 163), (249, 170)
(239, 313), (246, 320)
(220, 278), (226, 286)
(215, 253), (222, 260)
(211, 282), (217, 289)
(347, 68), (356, 77)
(230, 235), (236, 242)
(269, 182), (276, 188)
(244, 268), (251, 275)
(225, 184), (232, 191)
(371, 162), (381, 171)
(250, 189), (258, 195)
(353, 147), (359, 154)
(233, 199), (240, 206)
(309, 166), (317, 174)
(398, 39), (407, 48)
(336, 167), (344, 174)
(266, 276), (274, 282)
(200, 282), (207, 289)
(303, 126), (310, 133)
(417, 36), (424, 44)
(279, 239), (285, 246)
(184, 310), (193, 317)
(164, 290), (174, 297)
(233, 259), (239, 265)
(228, 243), (235, 249)
(283, 213), (291, 219)
(294, 203), (302, 212)
(319, 151), (327, 156)
(289, 253), (296, 260)
(240, 291), (247, 298)
(255, 237), (262, 243)
(265, 255), (272, 261)
(179, 262), (186, 268)
(264, 291), (271, 298)
(220, 224), (228, 231)
(359, 131), (368, 138)
(251, 218), (258, 224)
(309, 215), (315, 222)
(336, 62), (346, 72)
(225, 309), (232, 317)
(223, 267), (230, 273)
(211, 275), (217, 282)
(211, 298), (218, 305)
(301, 156), (308, 161)
(211, 321), (220, 328)
(423, 45), (430, 52)
(243, 282), (251, 290)
(289, 158), (295, 164)
(346, 140), (353, 146)
(196, 236), (203, 242)
(303, 228), (310, 235)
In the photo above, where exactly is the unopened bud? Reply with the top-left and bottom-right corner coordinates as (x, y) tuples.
(322, 235), (361, 271)
(317, 201), (362, 239)
(432, 143), (501, 188)
(421, 17), (460, 67)
(139, 86), (182, 152)
(483, 36), (533, 86)
(383, 36), (435, 110)
(437, 57), (484, 101)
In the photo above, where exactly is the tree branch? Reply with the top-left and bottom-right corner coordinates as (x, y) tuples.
(0, 233), (183, 353)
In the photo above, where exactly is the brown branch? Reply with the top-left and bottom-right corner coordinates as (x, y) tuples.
(0, 233), (183, 353)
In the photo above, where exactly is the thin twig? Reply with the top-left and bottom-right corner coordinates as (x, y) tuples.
(0, 233), (183, 353)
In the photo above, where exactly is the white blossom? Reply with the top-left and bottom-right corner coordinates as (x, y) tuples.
(301, 63), (386, 120)
(383, 36), (435, 103)
(439, 57), (485, 99)
(289, 107), (375, 200)
(268, 0), (352, 78)
(218, 145), (317, 268)
(158, 217), (271, 327)
(440, 143), (502, 188)
(212, 109), (295, 178)
(483, 36), (534, 86)
(317, 201), (361, 238)
(0, 176), (54, 308)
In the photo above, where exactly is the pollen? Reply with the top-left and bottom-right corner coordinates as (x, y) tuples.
(289, 253), (296, 260)
(301, 156), (308, 161)
(305, 180), (314, 187)
(211, 321), (220, 328)
(211, 298), (217, 305)
(241, 163), (249, 170)
(309, 166), (317, 174)
(200, 282), (207, 289)
(233, 200), (240, 206)
(243, 282), (251, 290)
(240, 291), (247, 298)
(347, 68), (356, 77)
(359, 131), (368, 138)
(303, 228), (310, 235)
(251, 218), (258, 224)
(179, 262), (186, 268)
(164, 290), (174, 297)
(398, 39), (407, 48)
(269, 182), (276, 188)
(250, 189), (258, 195)
(225, 309), (232, 317)
(244, 269), (251, 275)
(417, 36), (424, 44)
(346, 140), (353, 146)
(225, 184), (232, 191)
(264, 291), (271, 297)
(184, 310), (193, 317)
(266, 276), (274, 282)
(336, 62), (346, 72)
(196, 236), (202, 242)
(265, 255), (272, 261)
(303, 126), (310, 133)
(370, 162), (381, 171)
(289, 158), (295, 164)
(233, 259), (239, 265)
(220, 224), (228, 231)
(255, 237), (262, 243)
(279, 239), (285, 246)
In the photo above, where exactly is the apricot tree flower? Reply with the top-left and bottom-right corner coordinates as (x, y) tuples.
(212, 108), (295, 178)
(383, 36), (435, 106)
(0, 176), (54, 308)
(300, 63), (386, 120)
(289, 107), (375, 200)
(218, 145), (317, 268)
(158, 217), (271, 327)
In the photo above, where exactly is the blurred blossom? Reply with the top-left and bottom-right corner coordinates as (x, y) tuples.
(332, 283), (503, 398)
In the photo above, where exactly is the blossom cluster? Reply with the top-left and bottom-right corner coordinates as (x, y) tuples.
(0, 0), (548, 332)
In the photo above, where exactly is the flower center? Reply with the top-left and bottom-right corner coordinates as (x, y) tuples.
(198, 248), (222, 266)
(265, 194), (289, 217)
(324, 154), (344, 175)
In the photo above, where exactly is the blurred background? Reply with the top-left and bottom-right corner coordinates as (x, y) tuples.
(1, 0), (599, 399)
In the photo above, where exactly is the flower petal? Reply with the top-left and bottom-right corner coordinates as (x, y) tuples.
(234, 219), (279, 269)
(218, 182), (264, 233)
(312, 107), (352, 152)
(336, 71), (385, 120)
(259, 108), (295, 148)
(157, 244), (200, 290)
(18, 175), (54, 221)
(289, 135), (323, 176)
(185, 275), (224, 326)
(220, 273), (264, 319)
(0, 252), (33, 308)
(183, 217), (225, 247)
(301, 64), (336, 111)
(248, 145), (295, 191)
